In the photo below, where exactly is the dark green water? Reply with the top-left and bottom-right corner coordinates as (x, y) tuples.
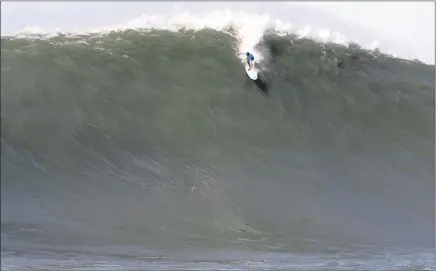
(1, 28), (434, 270)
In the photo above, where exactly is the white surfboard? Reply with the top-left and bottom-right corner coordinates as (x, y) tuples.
(245, 65), (258, 80)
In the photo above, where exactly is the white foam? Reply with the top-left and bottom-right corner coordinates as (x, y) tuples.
(15, 26), (46, 36)
(86, 10), (373, 64)
(8, 9), (430, 64)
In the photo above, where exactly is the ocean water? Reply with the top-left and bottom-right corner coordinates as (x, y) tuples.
(1, 5), (435, 271)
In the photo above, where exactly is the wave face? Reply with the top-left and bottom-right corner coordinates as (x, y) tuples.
(1, 28), (435, 270)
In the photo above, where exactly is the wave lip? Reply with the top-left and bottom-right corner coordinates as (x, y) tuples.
(4, 4), (431, 64)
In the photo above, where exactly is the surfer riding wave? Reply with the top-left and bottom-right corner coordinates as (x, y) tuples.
(239, 52), (255, 70)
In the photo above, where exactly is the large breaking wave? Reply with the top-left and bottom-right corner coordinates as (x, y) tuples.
(1, 11), (434, 270)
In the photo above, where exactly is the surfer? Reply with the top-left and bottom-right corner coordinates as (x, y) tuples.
(239, 51), (255, 70)
(246, 52), (255, 70)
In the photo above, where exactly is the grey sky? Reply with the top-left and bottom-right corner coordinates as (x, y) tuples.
(1, 2), (434, 64)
